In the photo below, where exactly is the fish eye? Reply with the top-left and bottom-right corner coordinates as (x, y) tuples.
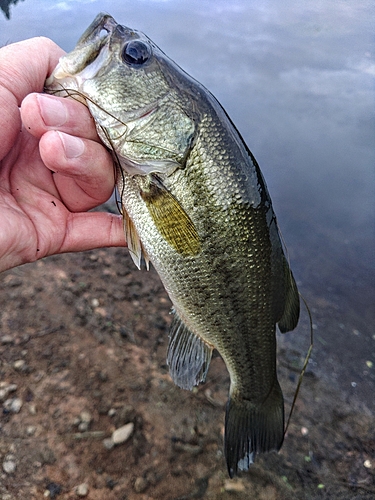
(122, 40), (151, 66)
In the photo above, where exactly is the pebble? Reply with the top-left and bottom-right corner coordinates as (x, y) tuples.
(103, 438), (115, 450)
(0, 382), (17, 390)
(0, 335), (14, 345)
(0, 383), (18, 402)
(76, 483), (89, 497)
(133, 476), (149, 493)
(29, 403), (37, 415)
(2, 454), (16, 474)
(78, 422), (90, 432)
(13, 359), (26, 371)
(73, 416), (81, 426)
(26, 425), (37, 436)
(364, 459), (372, 468)
(80, 411), (92, 423)
(3, 397), (23, 413)
(112, 422), (134, 445)
(75, 411), (93, 431)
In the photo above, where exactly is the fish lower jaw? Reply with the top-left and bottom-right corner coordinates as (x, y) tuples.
(44, 78), (81, 101)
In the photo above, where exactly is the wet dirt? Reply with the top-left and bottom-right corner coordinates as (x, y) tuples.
(0, 221), (374, 499)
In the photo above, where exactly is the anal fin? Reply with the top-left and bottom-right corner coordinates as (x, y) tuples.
(167, 313), (213, 390)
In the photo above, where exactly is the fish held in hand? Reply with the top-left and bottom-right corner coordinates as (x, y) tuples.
(45, 13), (300, 477)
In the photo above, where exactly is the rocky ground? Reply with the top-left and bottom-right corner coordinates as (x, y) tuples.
(0, 225), (374, 499)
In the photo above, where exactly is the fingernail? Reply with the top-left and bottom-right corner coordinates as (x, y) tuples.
(38, 94), (68, 127)
(58, 132), (85, 158)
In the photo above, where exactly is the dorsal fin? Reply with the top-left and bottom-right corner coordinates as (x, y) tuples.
(278, 257), (300, 333)
(167, 312), (213, 390)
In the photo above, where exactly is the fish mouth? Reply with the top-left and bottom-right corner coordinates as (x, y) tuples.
(76, 12), (118, 47)
(76, 13), (137, 51)
(46, 13), (123, 86)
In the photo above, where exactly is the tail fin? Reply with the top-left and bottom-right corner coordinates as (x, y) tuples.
(224, 379), (284, 478)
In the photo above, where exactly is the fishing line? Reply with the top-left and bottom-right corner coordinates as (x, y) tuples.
(284, 292), (313, 435)
(276, 224), (314, 435)
(97, 124), (125, 215)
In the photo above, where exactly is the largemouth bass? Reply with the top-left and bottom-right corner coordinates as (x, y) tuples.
(45, 13), (300, 477)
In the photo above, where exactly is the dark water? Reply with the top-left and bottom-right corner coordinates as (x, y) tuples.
(1, 0), (374, 410)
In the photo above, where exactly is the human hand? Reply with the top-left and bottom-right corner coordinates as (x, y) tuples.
(0, 37), (126, 273)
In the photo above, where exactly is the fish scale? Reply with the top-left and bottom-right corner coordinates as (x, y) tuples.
(45, 12), (300, 477)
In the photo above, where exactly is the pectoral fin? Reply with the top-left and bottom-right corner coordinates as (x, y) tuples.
(167, 313), (213, 390)
(278, 257), (300, 333)
(140, 177), (201, 256)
